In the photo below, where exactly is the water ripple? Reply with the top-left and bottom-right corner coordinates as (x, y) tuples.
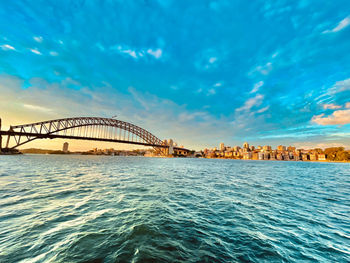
(0, 155), (349, 262)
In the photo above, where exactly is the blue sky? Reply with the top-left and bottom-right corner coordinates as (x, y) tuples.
(0, 0), (350, 150)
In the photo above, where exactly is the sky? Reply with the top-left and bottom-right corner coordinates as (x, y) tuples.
(0, 0), (350, 151)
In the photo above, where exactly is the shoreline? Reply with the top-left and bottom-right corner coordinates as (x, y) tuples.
(204, 156), (350, 163)
(1, 152), (349, 163)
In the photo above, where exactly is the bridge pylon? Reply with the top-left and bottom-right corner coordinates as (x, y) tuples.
(0, 118), (2, 152)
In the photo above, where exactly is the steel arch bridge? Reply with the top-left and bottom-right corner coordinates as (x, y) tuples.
(0, 117), (187, 154)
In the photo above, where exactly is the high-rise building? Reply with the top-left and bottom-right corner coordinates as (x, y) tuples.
(220, 143), (225, 151)
(62, 142), (69, 152)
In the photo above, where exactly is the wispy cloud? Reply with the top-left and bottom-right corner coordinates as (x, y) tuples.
(323, 103), (341, 110)
(122, 49), (137, 58)
(111, 45), (163, 60)
(147, 48), (162, 59)
(49, 51), (59, 56)
(23, 104), (51, 112)
(209, 57), (217, 63)
(252, 62), (272, 76)
(328, 78), (350, 94)
(323, 16), (350, 33)
(257, 105), (269, 113)
(236, 94), (264, 112)
(207, 88), (216, 96)
(30, 48), (42, 55)
(250, 81), (264, 93)
(0, 44), (15, 51)
(33, 36), (43, 43)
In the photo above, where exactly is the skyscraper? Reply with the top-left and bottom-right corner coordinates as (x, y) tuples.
(220, 143), (225, 151)
(63, 142), (69, 153)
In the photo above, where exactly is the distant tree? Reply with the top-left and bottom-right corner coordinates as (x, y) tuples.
(325, 147), (348, 161)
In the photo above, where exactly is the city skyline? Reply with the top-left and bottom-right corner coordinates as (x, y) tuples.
(1, 1), (350, 151)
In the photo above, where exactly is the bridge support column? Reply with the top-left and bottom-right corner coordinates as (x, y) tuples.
(0, 118), (2, 152)
(5, 127), (11, 149)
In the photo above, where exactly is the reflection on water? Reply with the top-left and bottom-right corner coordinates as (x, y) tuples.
(0, 155), (349, 262)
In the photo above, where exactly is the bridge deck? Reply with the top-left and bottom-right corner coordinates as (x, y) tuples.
(0, 130), (188, 151)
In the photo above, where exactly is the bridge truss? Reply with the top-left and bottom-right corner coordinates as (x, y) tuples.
(0, 117), (184, 154)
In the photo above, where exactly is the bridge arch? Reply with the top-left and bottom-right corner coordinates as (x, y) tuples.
(3, 117), (167, 151)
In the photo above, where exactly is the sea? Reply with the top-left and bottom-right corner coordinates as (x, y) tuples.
(0, 155), (349, 263)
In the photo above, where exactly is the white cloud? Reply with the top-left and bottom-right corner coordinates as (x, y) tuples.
(207, 88), (216, 95)
(214, 82), (222, 87)
(23, 104), (51, 112)
(33, 36), (43, 43)
(30, 48), (42, 55)
(328, 78), (350, 94)
(209, 57), (217, 63)
(0, 44), (15, 51)
(257, 105), (269, 113)
(251, 62), (272, 76)
(121, 49), (137, 58)
(250, 81), (264, 93)
(323, 103), (341, 110)
(323, 16), (350, 33)
(147, 48), (162, 59)
(312, 109), (350, 125)
(236, 94), (264, 112)
(111, 45), (163, 60)
(49, 51), (59, 56)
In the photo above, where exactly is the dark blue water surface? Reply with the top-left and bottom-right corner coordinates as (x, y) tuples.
(0, 155), (349, 262)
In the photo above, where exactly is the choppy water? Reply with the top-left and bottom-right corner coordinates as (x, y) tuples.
(0, 155), (349, 263)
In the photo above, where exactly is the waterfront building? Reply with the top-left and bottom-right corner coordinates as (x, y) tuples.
(251, 146), (255, 151)
(243, 152), (252, 159)
(309, 153), (317, 161)
(62, 142), (69, 153)
(270, 152), (276, 160)
(318, 154), (326, 161)
(293, 152), (301, 161)
(302, 154), (309, 161)
(277, 145), (286, 152)
(252, 152), (259, 160)
(220, 143), (225, 152)
(263, 145), (272, 151)
(284, 153), (290, 161)
(243, 142), (249, 150)
(287, 146), (296, 152)
(257, 146), (262, 150)
(225, 151), (233, 158)
(175, 148), (187, 156)
(233, 146), (241, 152)
(263, 153), (270, 160)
